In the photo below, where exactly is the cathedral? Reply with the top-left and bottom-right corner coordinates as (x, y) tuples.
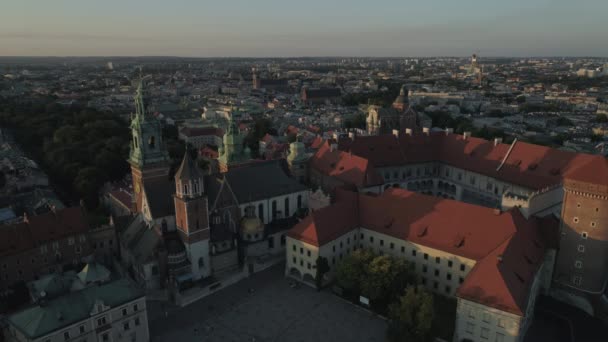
(366, 85), (431, 136)
(120, 78), (310, 292)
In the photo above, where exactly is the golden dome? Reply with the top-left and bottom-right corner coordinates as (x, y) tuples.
(241, 216), (264, 235)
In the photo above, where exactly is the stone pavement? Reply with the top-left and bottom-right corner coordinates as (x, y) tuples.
(147, 263), (386, 342)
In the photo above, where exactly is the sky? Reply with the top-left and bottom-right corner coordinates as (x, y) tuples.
(1, 0), (607, 57)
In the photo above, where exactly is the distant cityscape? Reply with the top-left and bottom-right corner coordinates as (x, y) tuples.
(1, 55), (608, 342)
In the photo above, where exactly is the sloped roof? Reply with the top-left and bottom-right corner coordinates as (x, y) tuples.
(310, 141), (384, 188)
(333, 132), (597, 190)
(8, 279), (143, 339)
(223, 160), (308, 203)
(175, 153), (203, 181)
(287, 188), (549, 315)
(142, 177), (174, 219)
(0, 207), (88, 257)
(563, 155), (608, 185)
(121, 215), (161, 264)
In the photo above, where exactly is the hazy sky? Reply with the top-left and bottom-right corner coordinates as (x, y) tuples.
(2, 0), (607, 57)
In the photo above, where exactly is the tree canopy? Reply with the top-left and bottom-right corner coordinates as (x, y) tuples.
(0, 98), (130, 209)
(387, 285), (435, 342)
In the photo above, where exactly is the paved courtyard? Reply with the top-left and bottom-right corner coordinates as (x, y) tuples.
(147, 264), (386, 342)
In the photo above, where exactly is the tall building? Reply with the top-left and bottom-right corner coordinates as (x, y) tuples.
(218, 115), (251, 173)
(554, 156), (608, 302)
(173, 154), (211, 280)
(286, 138), (309, 184)
(128, 78), (171, 214)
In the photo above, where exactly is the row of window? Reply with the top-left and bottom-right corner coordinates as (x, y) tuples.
(465, 323), (505, 342)
(572, 216), (599, 228)
(256, 195), (304, 221)
(361, 233), (467, 272)
(292, 257), (314, 271)
(53, 315), (140, 342)
(39, 236), (86, 254)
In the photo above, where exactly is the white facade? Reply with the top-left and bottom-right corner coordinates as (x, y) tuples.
(239, 190), (310, 225)
(185, 239), (210, 280)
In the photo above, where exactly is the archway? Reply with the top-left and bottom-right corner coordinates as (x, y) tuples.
(289, 267), (302, 280)
(302, 273), (315, 285)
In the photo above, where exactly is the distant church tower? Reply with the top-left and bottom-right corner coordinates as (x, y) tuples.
(218, 114), (251, 173)
(392, 85), (409, 112)
(287, 137), (309, 184)
(174, 153), (210, 280)
(128, 77), (171, 213)
(554, 156), (608, 309)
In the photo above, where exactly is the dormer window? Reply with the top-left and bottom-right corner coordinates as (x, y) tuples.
(183, 184), (189, 195)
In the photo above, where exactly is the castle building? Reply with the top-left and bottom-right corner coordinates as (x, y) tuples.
(554, 156), (608, 305)
(287, 188), (552, 342)
(120, 79), (311, 292)
(300, 129), (608, 340)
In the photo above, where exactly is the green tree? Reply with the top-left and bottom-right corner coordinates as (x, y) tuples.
(335, 248), (375, 297)
(315, 256), (330, 290)
(387, 285), (435, 342)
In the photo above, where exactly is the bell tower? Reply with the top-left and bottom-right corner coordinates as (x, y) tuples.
(174, 153), (210, 280)
(128, 77), (170, 213)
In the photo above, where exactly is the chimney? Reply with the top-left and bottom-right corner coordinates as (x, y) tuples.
(330, 143), (338, 152)
(392, 129), (400, 138)
(422, 127), (430, 135)
(463, 131), (472, 140)
(348, 131), (355, 140)
(494, 137), (503, 146)
(405, 128), (413, 136)
(445, 128), (454, 135)
(23, 212), (29, 224)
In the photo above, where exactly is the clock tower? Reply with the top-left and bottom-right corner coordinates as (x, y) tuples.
(128, 77), (171, 213)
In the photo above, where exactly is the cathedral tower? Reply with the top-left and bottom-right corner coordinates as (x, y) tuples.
(218, 114), (251, 173)
(287, 137), (309, 184)
(555, 156), (608, 303)
(128, 77), (171, 213)
(174, 153), (210, 280)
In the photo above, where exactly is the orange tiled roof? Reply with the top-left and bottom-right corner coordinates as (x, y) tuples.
(287, 189), (551, 316)
(310, 141), (384, 188)
(332, 132), (598, 190)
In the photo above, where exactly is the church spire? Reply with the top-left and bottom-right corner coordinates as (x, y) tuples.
(133, 77), (146, 121)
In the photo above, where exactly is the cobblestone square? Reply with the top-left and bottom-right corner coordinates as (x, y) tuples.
(148, 264), (386, 342)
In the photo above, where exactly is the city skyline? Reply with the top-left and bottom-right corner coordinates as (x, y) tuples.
(2, 0), (608, 58)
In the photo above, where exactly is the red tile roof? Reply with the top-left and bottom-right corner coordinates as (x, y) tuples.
(334, 133), (597, 190)
(0, 207), (89, 257)
(108, 189), (133, 211)
(288, 188), (549, 315)
(310, 141), (384, 189)
(563, 155), (608, 185)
